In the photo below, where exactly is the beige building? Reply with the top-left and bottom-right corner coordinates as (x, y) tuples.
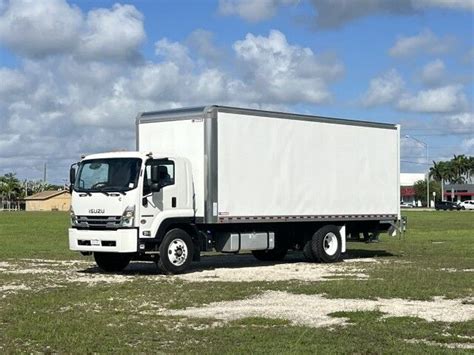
(24, 190), (71, 211)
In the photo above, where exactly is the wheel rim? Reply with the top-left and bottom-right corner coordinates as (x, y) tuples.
(322, 232), (338, 256)
(167, 238), (188, 266)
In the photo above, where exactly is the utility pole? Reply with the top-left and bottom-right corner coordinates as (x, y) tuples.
(43, 163), (47, 183)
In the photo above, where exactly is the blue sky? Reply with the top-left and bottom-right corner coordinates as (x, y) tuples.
(0, 0), (473, 184)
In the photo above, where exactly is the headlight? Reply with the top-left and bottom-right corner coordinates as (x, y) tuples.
(70, 207), (77, 226)
(121, 205), (135, 227)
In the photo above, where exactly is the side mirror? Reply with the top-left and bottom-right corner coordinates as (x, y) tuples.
(151, 165), (160, 183)
(150, 182), (161, 192)
(69, 164), (76, 185)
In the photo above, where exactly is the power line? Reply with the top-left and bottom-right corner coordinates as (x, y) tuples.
(400, 160), (432, 165)
(400, 132), (474, 137)
(402, 128), (474, 132)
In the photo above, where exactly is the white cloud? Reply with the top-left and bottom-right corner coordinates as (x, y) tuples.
(310, 1), (473, 28)
(441, 112), (474, 134)
(401, 137), (428, 165)
(233, 30), (343, 103)
(362, 69), (404, 106)
(464, 48), (474, 64)
(0, 24), (344, 182)
(420, 59), (446, 86)
(0, 68), (30, 101)
(462, 137), (474, 152)
(78, 4), (145, 62)
(389, 29), (454, 58)
(0, 0), (144, 62)
(413, 0), (474, 11)
(187, 29), (222, 64)
(219, 0), (473, 27)
(218, 0), (298, 22)
(155, 38), (194, 69)
(0, 0), (82, 57)
(397, 85), (467, 113)
(309, 0), (416, 29)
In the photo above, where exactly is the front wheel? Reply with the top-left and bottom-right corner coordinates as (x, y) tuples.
(311, 225), (342, 263)
(94, 252), (132, 272)
(158, 229), (194, 274)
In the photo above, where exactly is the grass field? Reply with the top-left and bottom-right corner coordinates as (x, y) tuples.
(0, 211), (473, 353)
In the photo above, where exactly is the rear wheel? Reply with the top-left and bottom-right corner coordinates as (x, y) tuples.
(158, 228), (194, 274)
(94, 252), (132, 272)
(311, 225), (342, 263)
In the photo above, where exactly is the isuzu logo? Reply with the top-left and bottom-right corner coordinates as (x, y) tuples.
(89, 208), (105, 214)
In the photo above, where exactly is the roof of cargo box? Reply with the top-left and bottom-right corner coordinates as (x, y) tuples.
(137, 105), (398, 130)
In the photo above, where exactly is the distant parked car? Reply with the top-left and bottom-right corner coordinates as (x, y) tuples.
(400, 202), (414, 208)
(435, 201), (463, 211)
(459, 200), (474, 210)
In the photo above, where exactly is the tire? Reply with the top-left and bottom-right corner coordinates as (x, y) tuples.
(158, 228), (194, 274)
(302, 240), (316, 262)
(311, 225), (342, 263)
(252, 247), (287, 261)
(94, 252), (132, 272)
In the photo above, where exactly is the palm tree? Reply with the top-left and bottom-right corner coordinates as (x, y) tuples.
(0, 173), (21, 209)
(429, 161), (450, 200)
(450, 155), (469, 184)
(430, 156), (474, 201)
(468, 156), (474, 182)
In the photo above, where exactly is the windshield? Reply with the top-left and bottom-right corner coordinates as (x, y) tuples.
(75, 158), (142, 193)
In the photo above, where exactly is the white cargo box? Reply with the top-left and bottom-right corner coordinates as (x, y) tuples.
(137, 106), (400, 224)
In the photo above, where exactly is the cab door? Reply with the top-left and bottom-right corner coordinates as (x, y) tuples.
(139, 159), (176, 236)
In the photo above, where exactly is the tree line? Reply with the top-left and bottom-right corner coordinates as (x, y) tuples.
(428, 155), (474, 199)
(412, 155), (473, 205)
(0, 172), (64, 204)
(429, 155), (474, 184)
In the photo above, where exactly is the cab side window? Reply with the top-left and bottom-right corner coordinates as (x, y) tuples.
(143, 160), (175, 195)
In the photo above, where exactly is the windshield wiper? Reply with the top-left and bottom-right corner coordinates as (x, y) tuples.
(101, 187), (127, 195)
(81, 190), (110, 196)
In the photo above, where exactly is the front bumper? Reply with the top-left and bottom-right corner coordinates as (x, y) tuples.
(69, 228), (138, 253)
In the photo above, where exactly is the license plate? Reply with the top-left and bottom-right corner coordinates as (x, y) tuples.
(91, 239), (100, 246)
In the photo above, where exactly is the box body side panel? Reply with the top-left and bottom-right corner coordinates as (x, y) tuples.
(217, 111), (399, 218)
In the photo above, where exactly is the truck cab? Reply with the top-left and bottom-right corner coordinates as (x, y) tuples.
(69, 151), (197, 273)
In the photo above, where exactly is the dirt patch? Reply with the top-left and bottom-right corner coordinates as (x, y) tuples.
(0, 259), (135, 286)
(66, 274), (136, 285)
(0, 284), (30, 292)
(162, 290), (474, 328)
(439, 268), (474, 273)
(176, 261), (370, 283)
(405, 339), (474, 350)
(0, 257), (377, 288)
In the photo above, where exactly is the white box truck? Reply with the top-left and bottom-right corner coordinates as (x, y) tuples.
(68, 106), (401, 274)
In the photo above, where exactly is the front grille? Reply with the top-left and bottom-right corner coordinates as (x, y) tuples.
(76, 216), (121, 229)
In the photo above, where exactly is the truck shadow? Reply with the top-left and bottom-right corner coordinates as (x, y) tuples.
(78, 249), (396, 275)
